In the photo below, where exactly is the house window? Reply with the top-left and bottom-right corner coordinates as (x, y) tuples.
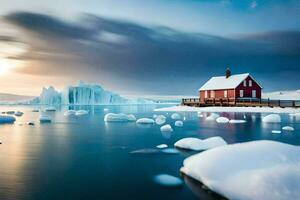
(249, 80), (252, 87)
(240, 90), (244, 97)
(224, 90), (227, 98)
(252, 90), (256, 98)
(205, 91), (208, 98)
(211, 90), (215, 98)
(243, 80), (247, 87)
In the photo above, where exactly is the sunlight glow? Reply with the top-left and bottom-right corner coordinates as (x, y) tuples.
(0, 59), (15, 75)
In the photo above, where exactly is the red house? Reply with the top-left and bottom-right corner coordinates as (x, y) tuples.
(199, 69), (262, 102)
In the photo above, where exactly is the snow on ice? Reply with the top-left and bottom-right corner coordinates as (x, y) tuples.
(104, 113), (136, 122)
(136, 118), (155, 124)
(175, 137), (227, 151)
(174, 120), (183, 127)
(160, 124), (173, 132)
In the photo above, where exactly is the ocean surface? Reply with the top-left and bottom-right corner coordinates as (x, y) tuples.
(0, 104), (299, 200)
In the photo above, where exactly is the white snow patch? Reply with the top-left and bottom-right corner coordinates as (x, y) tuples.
(262, 114), (281, 123)
(39, 115), (52, 123)
(156, 144), (168, 149)
(0, 115), (16, 124)
(175, 137), (227, 151)
(160, 124), (173, 132)
(136, 118), (155, 124)
(229, 119), (246, 124)
(175, 120), (183, 127)
(155, 115), (166, 125)
(155, 105), (300, 114)
(64, 110), (76, 116)
(75, 110), (89, 116)
(104, 113), (136, 122)
(180, 140), (300, 200)
(171, 113), (181, 120)
(153, 174), (183, 187)
(271, 130), (281, 134)
(282, 126), (294, 131)
(216, 117), (229, 123)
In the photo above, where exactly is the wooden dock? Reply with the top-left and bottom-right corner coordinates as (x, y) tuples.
(181, 98), (300, 108)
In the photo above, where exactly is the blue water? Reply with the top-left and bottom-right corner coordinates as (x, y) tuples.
(0, 104), (299, 200)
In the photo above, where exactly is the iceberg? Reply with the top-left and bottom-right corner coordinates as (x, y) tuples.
(39, 86), (61, 105)
(153, 174), (183, 187)
(104, 113), (136, 122)
(174, 120), (183, 127)
(175, 137), (227, 151)
(216, 117), (229, 123)
(180, 140), (300, 200)
(0, 115), (16, 124)
(171, 113), (181, 120)
(39, 115), (52, 123)
(282, 126), (294, 131)
(136, 118), (155, 124)
(160, 124), (173, 132)
(262, 114), (281, 123)
(155, 115), (166, 125)
(75, 110), (89, 116)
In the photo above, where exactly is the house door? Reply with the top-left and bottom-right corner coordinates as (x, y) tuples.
(252, 90), (256, 98)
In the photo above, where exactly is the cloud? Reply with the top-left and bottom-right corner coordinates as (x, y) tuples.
(2, 11), (300, 94)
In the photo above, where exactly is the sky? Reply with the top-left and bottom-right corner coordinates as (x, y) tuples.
(0, 0), (299, 96)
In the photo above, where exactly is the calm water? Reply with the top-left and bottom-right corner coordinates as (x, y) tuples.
(0, 104), (300, 200)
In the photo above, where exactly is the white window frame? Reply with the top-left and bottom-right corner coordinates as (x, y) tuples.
(243, 80), (247, 87)
(240, 90), (244, 97)
(205, 91), (208, 98)
(249, 80), (252, 87)
(211, 90), (215, 98)
(224, 90), (227, 98)
(252, 90), (256, 98)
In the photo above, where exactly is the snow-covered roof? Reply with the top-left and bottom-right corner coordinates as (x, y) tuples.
(199, 73), (250, 91)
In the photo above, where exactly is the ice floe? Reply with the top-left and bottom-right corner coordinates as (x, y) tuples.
(282, 126), (294, 131)
(174, 120), (183, 127)
(171, 113), (181, 120)
(75, 110), (89, 116)
(64, 110), (76, 116)
(39, 115), (52, 123)
(44, 107), (56, 112)
(156, 144), (168, 149)
(104, 113), (136, 122)
(262, 114), (281, 123)
(160, 124), (173, 132)
(155, 115), (166, 125)
(175, 137), (227, 151)
(180, 140), (300, 200)
(32, 109), (40, 112)
(14, 111), (24, 117)
(205, 113), (220, 121)
(229, 119), (246, 124)
(153, 174), (183, 187)
(216, 117), (229, 123)
(0, 115), (16, 124)
(136, 118), (155, 124)
(6, 111), (15, 115)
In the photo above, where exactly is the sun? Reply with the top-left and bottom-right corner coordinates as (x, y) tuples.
(0, 59), (14, 75)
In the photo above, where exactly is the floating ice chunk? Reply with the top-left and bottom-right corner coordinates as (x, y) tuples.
(32, 109), (40, 112)
(171, 113), (181, 120)
(272, 130), (281, 134)
(175, 137), (227, 151)
(136, 118), (155, 124)
(262, 114), (281, 123)
(156, 144), (168, 149)
(153, 174), (183, 187)
(197, 112), (203, 117)
(14, 111), (24, 117)
(175, 138), (203, 151)
(161, 148), (180, 154)
(75, 110), (89, 116)
(174, 120), (183, 127)
(206, 113), (220, 121)
(282, 126), (294, 131)
(155, 115), (166, 125)
(39, 115), (52, 123)
(216, 117), (229, 123)
(180, 140), (300, 200)
(27, 121), (35, 126)
(0, 115), (16, 124)
(229, 119), (246, 124)
(103, 108), (109, 112)
(64, 110), (76, 116)
(104, 113), (136, 122)
(153, 114), (158, 119)
(44, 107), (56, 112)
(160, 124), (173, 132)
(6, 111), (15, 115)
